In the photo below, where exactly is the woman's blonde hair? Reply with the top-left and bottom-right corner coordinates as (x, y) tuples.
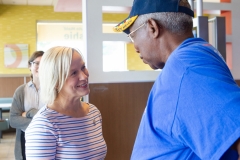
(39, 46), (74, 105)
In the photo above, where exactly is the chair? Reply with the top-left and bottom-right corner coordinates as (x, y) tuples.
(0, 97), (13, 111)
(0, 119), (9, 143)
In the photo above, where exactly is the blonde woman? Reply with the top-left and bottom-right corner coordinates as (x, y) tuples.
(25, 46), (107, 159)
(10, 51), (45, 160)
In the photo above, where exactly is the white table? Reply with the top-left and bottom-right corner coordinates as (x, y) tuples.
(0, 103), (11, 138)
(0, 103), (11, 108)
(0, 103), (11, 118)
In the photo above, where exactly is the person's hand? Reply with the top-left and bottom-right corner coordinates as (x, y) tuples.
(22, 112), (26, 117)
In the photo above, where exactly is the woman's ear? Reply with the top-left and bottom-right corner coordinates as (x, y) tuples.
(55, 85), (59, 92)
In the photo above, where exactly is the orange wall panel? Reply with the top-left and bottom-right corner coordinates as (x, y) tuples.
(221, 11), (232, 35)
(220, 0), (231, 2)
(226, 43), (232, 70)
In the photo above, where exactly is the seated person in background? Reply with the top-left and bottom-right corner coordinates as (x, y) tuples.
(9, 51), (45, 160)
(25, 46), (107, 159)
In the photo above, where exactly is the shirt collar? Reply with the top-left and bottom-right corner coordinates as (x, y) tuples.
(27, 81), (35, 87)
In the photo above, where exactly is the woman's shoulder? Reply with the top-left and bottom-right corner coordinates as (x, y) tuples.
(13, 83), (27, 98)
(87, 103), (102, 116)
(15, 83), (26, 92)
(85, 103), (97, 110)
(80, 102), (101, 116)
(32, 105), (61, 124)
(37, 105), (56, 117)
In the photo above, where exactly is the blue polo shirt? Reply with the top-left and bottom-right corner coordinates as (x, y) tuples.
(131, 38), (240, 160)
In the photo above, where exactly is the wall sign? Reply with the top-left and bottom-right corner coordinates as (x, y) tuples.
(4, 44), (29, 68)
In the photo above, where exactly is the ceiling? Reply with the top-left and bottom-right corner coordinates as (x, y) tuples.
(0, 0), (56, 6)
(0, 0), (221, 14)
(0, 0), (83, 12)
(0, 0), (132, 13)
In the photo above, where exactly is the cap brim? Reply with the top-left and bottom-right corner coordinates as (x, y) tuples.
(113, 15), (138, 34)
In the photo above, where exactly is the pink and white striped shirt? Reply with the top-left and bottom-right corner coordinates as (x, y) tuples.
(25, 104), (107, 160)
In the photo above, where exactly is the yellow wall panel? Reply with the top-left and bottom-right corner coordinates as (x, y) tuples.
(103, 13), (129, 23)
(0, 5), (82, 75)
(126, 43), (152, 71)
(0, 5), (151, 75)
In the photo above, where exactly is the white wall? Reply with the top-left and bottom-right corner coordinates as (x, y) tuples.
(82, 0), (160, 84)
(82, 0), (240, 84)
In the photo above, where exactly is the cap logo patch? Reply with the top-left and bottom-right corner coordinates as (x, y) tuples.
(113, 15), (138, 32)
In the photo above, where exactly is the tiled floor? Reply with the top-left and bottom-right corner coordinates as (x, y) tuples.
(0, 111), (15, 160)
(0, 131), (15, 160)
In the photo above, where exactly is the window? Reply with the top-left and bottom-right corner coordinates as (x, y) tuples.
(37, 22), (126, 72)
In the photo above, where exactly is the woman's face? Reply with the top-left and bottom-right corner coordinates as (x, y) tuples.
(59, 51), (90, 99)
(29, 56), (42, 79)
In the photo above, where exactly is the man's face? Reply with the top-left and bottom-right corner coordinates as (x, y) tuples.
(129, 20), (166, 70)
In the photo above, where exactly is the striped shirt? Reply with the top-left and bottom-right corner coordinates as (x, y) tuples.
(25, 104), (107, 160)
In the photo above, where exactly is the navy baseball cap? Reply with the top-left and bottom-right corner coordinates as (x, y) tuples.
(113, 0), (194, 34)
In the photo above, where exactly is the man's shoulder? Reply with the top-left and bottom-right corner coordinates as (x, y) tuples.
(169, 38), (225, 70)
(177, 38), (220, 58)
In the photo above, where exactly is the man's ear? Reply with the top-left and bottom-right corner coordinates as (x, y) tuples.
(146, 18), (161, 39)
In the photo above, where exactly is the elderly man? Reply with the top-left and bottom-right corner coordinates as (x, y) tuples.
(114, 0), (240, 159)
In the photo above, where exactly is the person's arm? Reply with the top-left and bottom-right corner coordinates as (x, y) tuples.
(174, 66), (240, 160)
(25, 115), (57, 160)
(22, 108), (39, 118)
(9, 85), (32, 131)
(26, 108), (39, 118)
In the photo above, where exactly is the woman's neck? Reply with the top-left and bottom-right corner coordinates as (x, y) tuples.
(48, 95), (89, 118)
(32, 78), (40, 90)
